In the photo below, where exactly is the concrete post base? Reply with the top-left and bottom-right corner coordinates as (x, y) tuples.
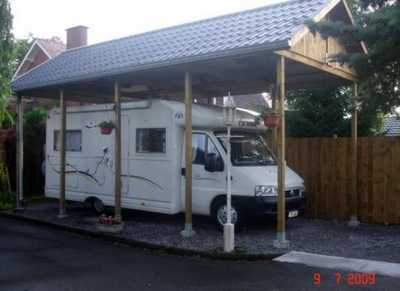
(181, 223), (196, 237)
(273, 239), (290, 249)
(273, 231), (290, 249)
(14, 206), (25, 212)
(15, 199), (25, 211)
(348, 215), (360, 227)
(223, 223), (235, 253)
(57, 212), (68, 219)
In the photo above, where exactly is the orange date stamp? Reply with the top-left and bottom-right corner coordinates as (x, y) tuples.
(313, 272), (376, 286)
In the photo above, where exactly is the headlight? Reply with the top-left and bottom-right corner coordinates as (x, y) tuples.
(255, 185), (277, 197)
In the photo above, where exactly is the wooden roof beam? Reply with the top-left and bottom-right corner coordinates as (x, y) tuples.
(275, 50), (358, 82)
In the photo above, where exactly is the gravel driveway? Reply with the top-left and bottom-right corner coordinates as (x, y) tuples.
(3, 200), (400, 262)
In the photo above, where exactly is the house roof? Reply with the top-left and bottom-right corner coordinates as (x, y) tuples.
(12, 0), (329, 93)
(36, 38), (66, 58)
(12, 37), (65, 80)
(233, 94), (271, 111)
(383, 116), (400, 136)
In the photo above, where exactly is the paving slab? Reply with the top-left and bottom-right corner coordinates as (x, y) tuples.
(274, 251), (400, 278)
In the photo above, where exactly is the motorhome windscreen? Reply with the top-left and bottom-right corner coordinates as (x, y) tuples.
(216, 133), (275, 166)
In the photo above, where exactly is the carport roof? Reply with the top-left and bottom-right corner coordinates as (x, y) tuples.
(12, 0), (329, 93)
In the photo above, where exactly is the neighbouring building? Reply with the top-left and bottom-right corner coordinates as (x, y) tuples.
(12, 37), (66, 109)
(12, 26), (90, 109)
(383, 116), (400, 136)
(13, 37), (66, 80)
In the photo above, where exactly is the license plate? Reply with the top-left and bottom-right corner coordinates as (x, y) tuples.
(288, 210), (299, 218)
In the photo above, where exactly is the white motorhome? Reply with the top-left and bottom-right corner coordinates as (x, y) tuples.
(45, 99), (305, 227)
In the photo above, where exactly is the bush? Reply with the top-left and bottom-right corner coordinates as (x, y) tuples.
(0, 161), (10, 192)
(0, 161), (13, 209)
(24, 107), (47, 196)
(0, 191), (13, 210)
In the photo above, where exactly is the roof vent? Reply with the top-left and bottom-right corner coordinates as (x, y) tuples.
(66, 25), (88, 49)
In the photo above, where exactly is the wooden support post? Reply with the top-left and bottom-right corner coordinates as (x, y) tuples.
(58, 90), (67, 218)
(114, 81), (122, 222)
(15, 95), (24, 210)
(271, 84), (277, 155)
(349, 83), (360, 227)
(273, 56), (290, 248)
(181, 71), (196, 237)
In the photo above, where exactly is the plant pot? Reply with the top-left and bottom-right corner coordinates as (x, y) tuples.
(264, 115), (280, 127)
(96, 222), (124, 233)
(100, 127), (113, 135)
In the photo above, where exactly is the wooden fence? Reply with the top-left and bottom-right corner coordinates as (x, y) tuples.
(286, 137), (400, 224)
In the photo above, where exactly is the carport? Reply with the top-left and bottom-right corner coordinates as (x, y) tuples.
(11, 0), (365, 247)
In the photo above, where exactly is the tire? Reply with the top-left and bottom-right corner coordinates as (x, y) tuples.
(211, 197), (243, 231)
(91, 198), (105, 214)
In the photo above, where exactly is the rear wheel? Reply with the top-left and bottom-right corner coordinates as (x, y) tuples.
(91, 198), (105, 214)
(211, 198), (242, 230)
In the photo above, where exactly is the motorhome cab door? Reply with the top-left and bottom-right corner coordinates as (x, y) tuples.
(182, 132), (226, 215)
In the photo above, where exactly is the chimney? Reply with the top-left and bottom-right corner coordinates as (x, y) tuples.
(66, 25), (88, 49)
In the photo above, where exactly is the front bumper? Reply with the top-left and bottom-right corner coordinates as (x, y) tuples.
(235, 194), (306, 217)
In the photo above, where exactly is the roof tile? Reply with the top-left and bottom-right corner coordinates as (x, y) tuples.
(12, 0), (328, 91)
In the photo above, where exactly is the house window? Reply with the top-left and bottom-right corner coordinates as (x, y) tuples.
(54, 130), (82, 152)
(136, 128), (166, 153)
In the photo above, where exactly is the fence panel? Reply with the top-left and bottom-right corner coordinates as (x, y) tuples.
(286, 137), (400, 224)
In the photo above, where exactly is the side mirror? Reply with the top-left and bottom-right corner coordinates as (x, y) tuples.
(205, 153), (224, 172)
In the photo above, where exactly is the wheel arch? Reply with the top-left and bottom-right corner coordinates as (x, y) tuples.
(84, 196), (97, 204)
(210, 194), (227, 215)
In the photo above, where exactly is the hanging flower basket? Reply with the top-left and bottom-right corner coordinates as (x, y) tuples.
(98, 121), (115, 135)
(264, 114), (280, 127)
(100, 127), (113, 135)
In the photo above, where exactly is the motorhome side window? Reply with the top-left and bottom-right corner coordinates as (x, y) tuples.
(136, 128), (166, 153)
(54, 130), (82, 152)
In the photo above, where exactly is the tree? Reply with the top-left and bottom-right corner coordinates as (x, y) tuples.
(286, 87), (384, 137)
(306, 0), (400, 114)
(286, 0), (398, 137)
(11, 38), (30, 75)
(0, 0), (13, 125)
(286, 88), (351, 137)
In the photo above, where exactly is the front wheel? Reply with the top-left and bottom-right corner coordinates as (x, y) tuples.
(211, 198), (242, 230)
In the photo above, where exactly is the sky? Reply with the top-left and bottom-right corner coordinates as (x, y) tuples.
(10, 0), (283, 45)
